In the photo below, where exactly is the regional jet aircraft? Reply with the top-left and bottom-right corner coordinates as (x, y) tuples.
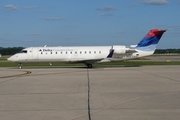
(8, 29), (166, 68)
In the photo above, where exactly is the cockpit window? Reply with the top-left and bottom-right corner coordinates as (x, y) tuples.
(19, 50), (27, 53)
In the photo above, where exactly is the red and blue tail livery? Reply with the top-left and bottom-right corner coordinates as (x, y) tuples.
(136, 29), (166, 49)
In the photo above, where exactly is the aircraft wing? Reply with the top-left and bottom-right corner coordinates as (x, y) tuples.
(69, 58), (103, 64)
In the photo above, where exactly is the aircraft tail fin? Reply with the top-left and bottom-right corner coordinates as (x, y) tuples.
(135, 29), (166, 52)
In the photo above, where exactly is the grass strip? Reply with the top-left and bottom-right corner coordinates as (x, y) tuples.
(1, 55), (180, 68)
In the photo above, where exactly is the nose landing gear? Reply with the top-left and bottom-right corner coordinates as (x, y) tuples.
(18, 63), (23, 69)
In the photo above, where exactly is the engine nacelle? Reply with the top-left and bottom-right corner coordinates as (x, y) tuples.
(113, 45), (126, 54)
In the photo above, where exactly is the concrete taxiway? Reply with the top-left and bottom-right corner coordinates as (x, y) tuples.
(0, 66), (180, 120)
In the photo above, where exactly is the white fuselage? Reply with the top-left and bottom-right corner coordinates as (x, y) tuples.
(7, 45), (153, 63)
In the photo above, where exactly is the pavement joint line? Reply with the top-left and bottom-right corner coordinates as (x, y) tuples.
(0, 71), (31, 79)
(70, 96), (143, 120)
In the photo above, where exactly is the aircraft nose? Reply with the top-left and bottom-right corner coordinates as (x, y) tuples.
(7, 56), (13, 61)
(7, 56), (16, 62)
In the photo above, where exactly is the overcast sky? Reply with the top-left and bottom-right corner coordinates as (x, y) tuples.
(0, 0), (180, 48)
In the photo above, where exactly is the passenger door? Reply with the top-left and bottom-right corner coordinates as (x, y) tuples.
(32, 48), (39, 60)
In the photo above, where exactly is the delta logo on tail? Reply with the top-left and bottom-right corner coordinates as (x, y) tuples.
(136, 29), (166, 48)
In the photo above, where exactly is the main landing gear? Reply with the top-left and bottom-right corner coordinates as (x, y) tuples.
(85, 63), (93, 68)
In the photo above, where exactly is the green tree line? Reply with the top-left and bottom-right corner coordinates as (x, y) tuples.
(0, 47), (24, 55)
(0, 47), (180, 55)
(154, 49), (180, 54)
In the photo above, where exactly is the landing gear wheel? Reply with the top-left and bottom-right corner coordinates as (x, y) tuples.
(85, 63), (93, 68)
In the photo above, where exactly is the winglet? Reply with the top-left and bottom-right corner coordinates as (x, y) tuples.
(107, 49), (114, 58)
